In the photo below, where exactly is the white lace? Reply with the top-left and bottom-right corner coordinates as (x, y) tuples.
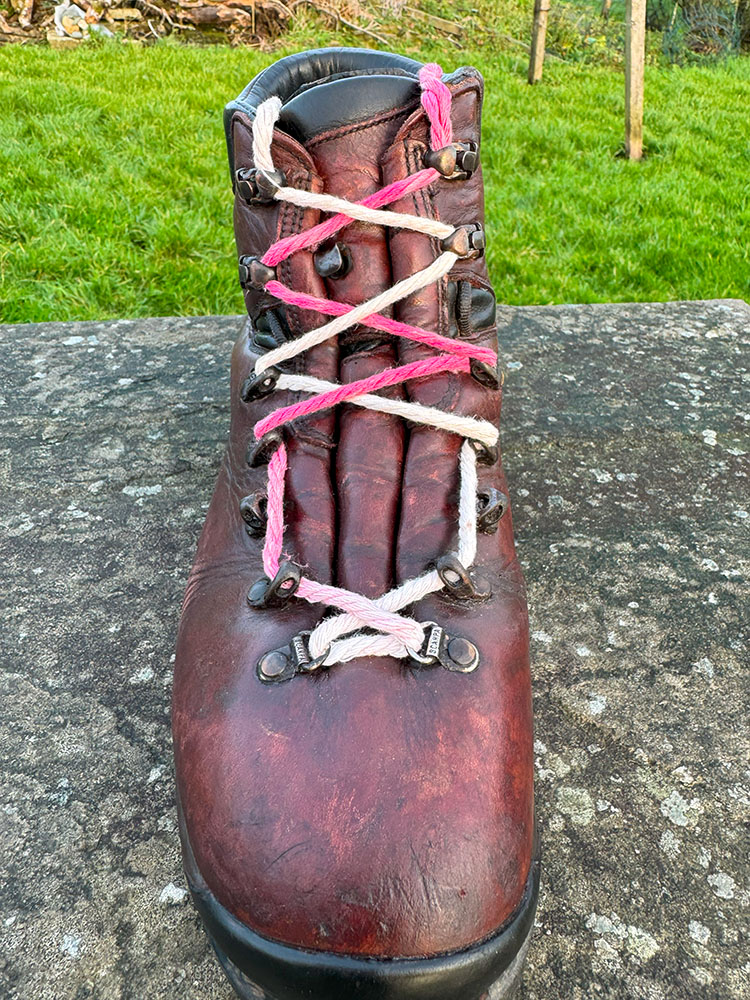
(251, 97), (497, 667)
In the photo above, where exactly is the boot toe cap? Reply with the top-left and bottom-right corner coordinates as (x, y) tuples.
(174, 653), (533, 960)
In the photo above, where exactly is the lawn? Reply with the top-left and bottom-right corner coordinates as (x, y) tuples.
(1, 37), (748, 323)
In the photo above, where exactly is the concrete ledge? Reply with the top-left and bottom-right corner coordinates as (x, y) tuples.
(1, 300), (748, 999)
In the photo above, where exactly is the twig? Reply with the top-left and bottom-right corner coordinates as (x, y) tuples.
(137, 0), (176, 28)
(335, 12), (388, 44)
(0, 10), (30, 35)
(136, 0), (198, 31)
(404, 5), (460, 36)
(292, 0), (389, 45)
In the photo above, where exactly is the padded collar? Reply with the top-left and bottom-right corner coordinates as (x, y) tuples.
(224, 47), (424, 168)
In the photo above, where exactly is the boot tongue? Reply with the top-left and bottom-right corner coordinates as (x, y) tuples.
(278, 74), (421, 143)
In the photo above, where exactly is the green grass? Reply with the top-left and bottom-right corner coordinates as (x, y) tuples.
(1, 38), (749, 323)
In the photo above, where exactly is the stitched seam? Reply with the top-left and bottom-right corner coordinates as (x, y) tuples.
(306, 102), (421, 149)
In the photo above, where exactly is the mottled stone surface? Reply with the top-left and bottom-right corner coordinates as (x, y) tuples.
(1, 301), (748, 1000)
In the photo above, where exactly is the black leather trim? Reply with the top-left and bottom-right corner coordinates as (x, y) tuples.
(279, 75), (421, 143)
(446, 282), (497, 337)
(178, 799), (540, 1000)
(224, 48), (423, 169)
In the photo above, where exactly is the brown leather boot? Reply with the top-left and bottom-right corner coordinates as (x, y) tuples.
(173, 48), (538, 1000)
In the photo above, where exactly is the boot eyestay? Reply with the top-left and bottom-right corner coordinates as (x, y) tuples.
(436, 554), (491, 601)
(247, 428), (283, 468)
(314, 242), (352, 280)
(257, 630), (330, 683)
(247, 561), (301, 609)
(229, 72), (502, 676)
(239, 492), (268, 536)
(238, 255), (276, 290)
(235, 166), (286, 204)
(477, 488), (509, 534)
(407, 621), (480, 673)
(424, 141), (479, 180)
(240, 366), (281, 402)
(440, 224), (486, 259)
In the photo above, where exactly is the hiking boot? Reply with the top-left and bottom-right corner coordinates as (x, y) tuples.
(173, 47), (539, 1000)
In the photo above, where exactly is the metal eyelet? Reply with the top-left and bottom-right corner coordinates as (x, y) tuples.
(440, 224), (486, 259)
(407, 621), (480, 673)
(235, 166), (286, 204)
(238, 255), (276, 290)
(406, 622), (442, 665)
(239, 492), (267, 536)
(257, 630), (330, 683)
(469, 359), (501, 390)
(247, 428), (283, 468)
(436, 553), (491, 601)
(469, 439), (499, 466)
(240, 367), (280, 402)
(476, 488), (509, 534)
(247, 561), (301, 609)
(256, 646), (297, 683)
(424, 141), (479, 180)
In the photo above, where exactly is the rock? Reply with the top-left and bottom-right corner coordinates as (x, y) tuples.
(0, 301), (748, 999)
(105, 7), (143, 20)
(46, 25), (82, 46)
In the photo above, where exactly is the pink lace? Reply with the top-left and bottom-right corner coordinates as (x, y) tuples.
(255, 64), (497, 650)
(261, 64), (453, 270)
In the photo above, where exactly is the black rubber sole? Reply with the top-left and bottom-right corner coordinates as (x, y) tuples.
(179, 802), (540, 1000)
(211, 924), (534, 1000)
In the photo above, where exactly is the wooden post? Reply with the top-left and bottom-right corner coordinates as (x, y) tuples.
(624, 0), (646, 159)
(528, 0), (551, 84)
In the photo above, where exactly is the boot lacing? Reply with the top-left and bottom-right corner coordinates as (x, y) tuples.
(248, 64), (499, 668)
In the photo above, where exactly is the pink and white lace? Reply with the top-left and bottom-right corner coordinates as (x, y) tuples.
(249, 64), (499, 668)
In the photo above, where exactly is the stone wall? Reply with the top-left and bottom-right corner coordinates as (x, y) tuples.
(1, 300), (748, 999)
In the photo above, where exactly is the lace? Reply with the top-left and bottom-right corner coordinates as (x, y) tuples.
(248, 64), (499, 668)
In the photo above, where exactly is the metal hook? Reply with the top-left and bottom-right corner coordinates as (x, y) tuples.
(247, 561), (301, 609)
(238, 255), (276, 290)
(256, 630), (330, 683)
(436, 553), (491, 601)
(469, 438), (499, 466)
(247, 428), (283, 468)
(239, 492), (268, 537)
(235, 166), (285, 204)
(476, 488), (509, 534)
(407, 621), (480, 673)
(240, 366), (280, 402)
(424, 141), (479, 180)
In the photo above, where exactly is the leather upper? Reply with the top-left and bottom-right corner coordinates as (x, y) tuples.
(173, 50), (534, 961)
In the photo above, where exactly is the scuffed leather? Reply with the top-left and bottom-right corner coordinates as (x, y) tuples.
(173, 57), (534, 961)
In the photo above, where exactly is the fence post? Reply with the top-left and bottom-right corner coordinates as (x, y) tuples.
(625, 0), (647, 159)
(528, 0), (551, 84)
